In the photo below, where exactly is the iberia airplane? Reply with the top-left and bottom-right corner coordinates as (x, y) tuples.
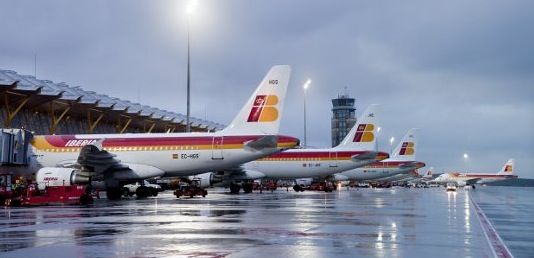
(209, 104), (390, 193)
(332, 128), (426, 182)
(433, 159), (517, 186)
(19, 65), (299, 199)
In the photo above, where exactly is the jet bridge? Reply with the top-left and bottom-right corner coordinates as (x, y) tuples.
(0, 128), (33, 166)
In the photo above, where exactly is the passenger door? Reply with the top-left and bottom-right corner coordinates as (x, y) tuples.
(329, 151), (338, 168)
(211, 136), (224, 160)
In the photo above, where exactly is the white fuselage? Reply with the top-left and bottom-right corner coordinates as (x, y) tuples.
(19, 132), (298, 180)
(337, 160), (420, 181)
(244, 148), (387, 179)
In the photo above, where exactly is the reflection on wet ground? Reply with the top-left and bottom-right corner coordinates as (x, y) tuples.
(1, 188), (492, 257)
(471, 186), (534, 258)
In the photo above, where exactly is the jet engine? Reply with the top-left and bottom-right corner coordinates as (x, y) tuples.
(190, 172), (222, 188)
(36, 167), (90, 190)
(331, 174), (349, 182)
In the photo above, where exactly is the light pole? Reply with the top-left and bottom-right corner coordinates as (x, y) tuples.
(185, 0), (197, 132)
(376, 127), (381, 151)
(303, 79), (312, 147)
(389, 136), (395, 155)
(463, 153), (469, 171)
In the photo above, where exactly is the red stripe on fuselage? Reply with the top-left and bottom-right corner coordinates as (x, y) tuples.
(42, 135), (297, 148)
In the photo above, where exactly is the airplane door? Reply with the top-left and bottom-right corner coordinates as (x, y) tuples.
(329, 151), (338, 168)
(211, 136), (224, 160)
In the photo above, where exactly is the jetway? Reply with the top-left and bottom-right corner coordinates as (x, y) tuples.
(0, 128), (33, 166)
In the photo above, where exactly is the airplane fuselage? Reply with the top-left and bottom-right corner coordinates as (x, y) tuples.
(435, 173), (518, 185)
(246, 149), (389, 179)
(337, 160), (424, 181)
(22, 132), (298, 179)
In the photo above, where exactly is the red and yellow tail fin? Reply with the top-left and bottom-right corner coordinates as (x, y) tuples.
(497, 159), (514, 175)
(223, 65), (291, 135)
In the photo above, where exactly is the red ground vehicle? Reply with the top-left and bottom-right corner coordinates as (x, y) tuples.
(174, 179), (208, 198)
(1, 173), (93, 206)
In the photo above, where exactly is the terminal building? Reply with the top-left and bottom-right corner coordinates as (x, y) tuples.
(0, 69), (224, 135)
(331, 92), (356, 147)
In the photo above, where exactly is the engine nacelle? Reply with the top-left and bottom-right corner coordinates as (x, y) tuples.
(190, 172), (222, 188)
(295, 178), (313, 186)
(36, 167), (90, 190)
(332, 174), (349, 182)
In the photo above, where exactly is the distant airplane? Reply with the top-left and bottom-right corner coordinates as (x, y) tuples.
(332, 128), (425, 182)
(18, 65), (299, 199)
(207, 105), (389, 193)
(432, 159), (517, 187)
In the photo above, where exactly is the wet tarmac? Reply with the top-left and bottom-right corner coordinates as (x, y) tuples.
(1, 187), (493, 258)
(471, 186), (534, 258)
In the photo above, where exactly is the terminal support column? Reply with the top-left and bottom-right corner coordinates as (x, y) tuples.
(3, 92), (30, 127)
(48, 101), (71, 134)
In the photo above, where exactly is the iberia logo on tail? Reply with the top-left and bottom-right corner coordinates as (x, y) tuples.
(247, 95), (279, 122)
(504, 164), (513, 172)
(399, 142), (415, 155)
(353, 124), (375, 142)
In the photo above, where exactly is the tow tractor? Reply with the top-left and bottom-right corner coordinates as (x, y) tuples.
(174, 178), (208, 198)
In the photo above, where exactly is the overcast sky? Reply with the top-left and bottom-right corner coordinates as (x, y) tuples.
(1, 0), (533, 178)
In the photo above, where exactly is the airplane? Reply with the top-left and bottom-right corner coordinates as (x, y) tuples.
(402, 167), (434, 185)
(11, 65), (300, 199)
(331, 128), (425, 183)
(432, 159), (517, 187)
(207, 104), (390, 193)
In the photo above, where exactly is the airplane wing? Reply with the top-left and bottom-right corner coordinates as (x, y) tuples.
(464, 178), (482, 185)
(216, 166), (266, 181)
(77, 140), (129, 174)
(351, 151), (379, 161)
(57, 140), (130, 178)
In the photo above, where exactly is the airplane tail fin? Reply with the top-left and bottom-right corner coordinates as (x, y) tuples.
(497, 159), (514, 175)
(334, 104), (379, 151)
(222, 65), (291, 135)
(390, 128), (417, 161)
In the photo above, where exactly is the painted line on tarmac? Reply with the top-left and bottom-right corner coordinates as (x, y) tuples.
(470, 194), (514, 258)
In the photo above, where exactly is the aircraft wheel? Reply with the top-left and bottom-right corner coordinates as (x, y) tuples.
(230, 183), (241, 194)
(136, 186), (151, 199)
(151, 188), (158, 197)
(293, 185), (303, 192)
(79, 193), (93, 205)
(106, 187), (123, 200)
(122, 187), (130, 197)
(243, 183), (253, 193)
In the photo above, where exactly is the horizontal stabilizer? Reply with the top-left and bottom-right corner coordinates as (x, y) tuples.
(351, 151), (379, 161)
(244, 135), (278, 151)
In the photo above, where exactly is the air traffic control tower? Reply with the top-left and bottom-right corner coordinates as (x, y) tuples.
(331, 92), (356, 147)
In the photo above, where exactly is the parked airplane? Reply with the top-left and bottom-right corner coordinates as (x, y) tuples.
(432, 159), (517, 187)
(16, 65), (299, 199)
(209, 104), (389, 193)
(332, 128), (425, 182)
